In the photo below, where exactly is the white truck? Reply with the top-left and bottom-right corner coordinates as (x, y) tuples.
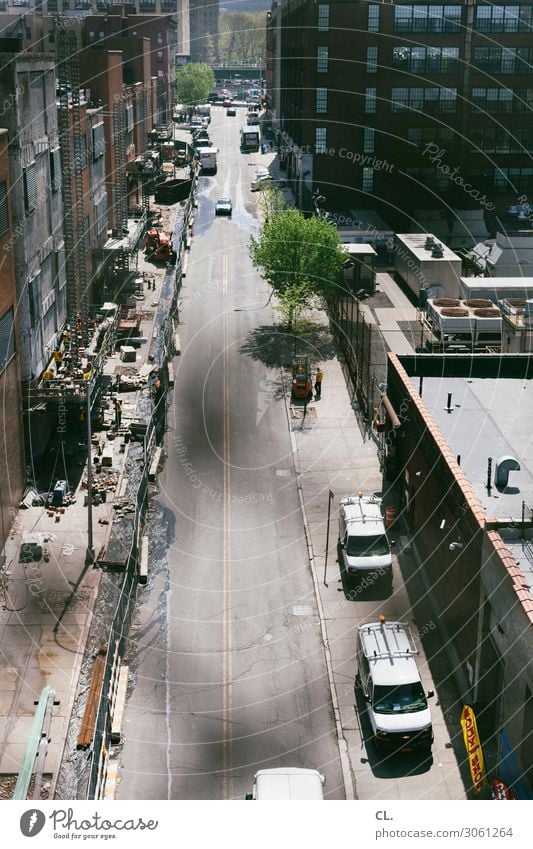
(338, 493), (393, 577)
(197, 146), (217, 175)
(356, 617), (434, 753)
(240, 124), (260, 152)
(246, 768), (325, 800)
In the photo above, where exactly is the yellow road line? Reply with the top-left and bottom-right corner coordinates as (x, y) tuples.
(222, 234), (233, 800)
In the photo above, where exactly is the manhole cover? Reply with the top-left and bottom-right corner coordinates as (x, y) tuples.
(292, 605), (313, 616)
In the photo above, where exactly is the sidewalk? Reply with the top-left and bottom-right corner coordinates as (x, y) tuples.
(0, 196), (185, 799)
(286, 312), (468, 800)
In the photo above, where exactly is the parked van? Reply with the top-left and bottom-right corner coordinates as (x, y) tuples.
(338, 493), (392, 577)
(246, 768), (325, 800)
(356, 617), (434, 752)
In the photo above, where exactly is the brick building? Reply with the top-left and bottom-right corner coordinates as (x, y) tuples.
(268, 1), (533, 228)
(189, 0), (219, 62)
(0, 129), (25, 557)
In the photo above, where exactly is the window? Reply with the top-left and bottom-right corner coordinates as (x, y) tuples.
(408, 127), (455, 147)
(317, 46), (328, 73)
(492, 167), (533, 192)
(0, 179), (8, 235)
(394, 5), (462, 33)
(368, 4), (380, 32)
(471, 87), (514, 113)
(362, 168), (374, 193)
(28, 272), (41, 327)
(393, 46), (459, 74)
(157, 50), (164, 63)
(317, 3), (330, 32)
(125, 103), (134, 133)
(156, 32), (163, 45)
(392, 87), (457, 112)
(365, 87), (377, 114)
(363, 127), (375, 153)
(475, 5), (533, 33)
(74, 136), (87, 173)
(92, 123), (105, 160)
(0, 308), (16, 374)
(315, 127), (327, 153)
(23, 164), (36, 213)
(406, 167), (450, 191)
(50, 148), (61, 192)
(469, 126), (533, 153)
(367, 46), (378, 73)
(474, 46), (533, 74)
(316, 87), (328, 113)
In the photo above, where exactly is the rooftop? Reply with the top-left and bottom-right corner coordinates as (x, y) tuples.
(396, 233), (461, 264)
(411, 375), (533, 523)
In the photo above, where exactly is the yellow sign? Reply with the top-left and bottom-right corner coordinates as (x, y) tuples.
(461, 704), (488, 793)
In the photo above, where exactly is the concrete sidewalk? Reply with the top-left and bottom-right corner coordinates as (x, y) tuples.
(286, 313), (468, 801)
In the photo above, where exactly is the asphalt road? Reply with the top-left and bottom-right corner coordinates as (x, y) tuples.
(118, 107), (345, 800)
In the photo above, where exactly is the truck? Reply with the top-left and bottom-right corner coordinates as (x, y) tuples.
(356, 617), (434, 753)
(338, 492), (393, 578)
(240, 124), (260, 152)
(197, 146), (217, 175)
(246, 768), (325, 800)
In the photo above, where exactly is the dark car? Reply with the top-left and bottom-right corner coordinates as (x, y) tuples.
(227, 107), (237, 117)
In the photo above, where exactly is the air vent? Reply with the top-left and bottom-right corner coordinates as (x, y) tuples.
(463, 299), (493, 308)
(424, 235), (435, 250)
(433, 298), (460, 307)
(431, 243), (444, 258)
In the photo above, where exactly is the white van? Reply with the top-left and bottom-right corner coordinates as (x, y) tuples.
(246, 768), (325, 800)
(356, 617), (434, 753)
(338, 493), (392, 576)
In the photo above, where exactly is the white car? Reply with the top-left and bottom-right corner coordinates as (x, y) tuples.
(251, 174), (286, 192)
(215, 197), (232, 216)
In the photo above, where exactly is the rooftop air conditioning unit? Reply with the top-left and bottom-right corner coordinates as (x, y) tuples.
(424, 235), (435, 250)
(431, 243), (444, 258)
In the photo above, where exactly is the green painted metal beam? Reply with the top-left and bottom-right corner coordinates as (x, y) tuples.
(13, 686), (55, 800)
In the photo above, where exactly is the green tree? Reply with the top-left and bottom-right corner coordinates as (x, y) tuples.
(219, 12), (266, 64)
(250, 207), (347, 329)
(176, 63), (215, 114)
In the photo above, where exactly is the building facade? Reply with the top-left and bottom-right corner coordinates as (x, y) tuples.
(0, 128), (26, 557)
(269, 1), (533, 227)
(189, 0), (219, 62)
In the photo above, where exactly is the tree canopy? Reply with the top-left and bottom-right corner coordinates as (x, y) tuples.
(219, 12), (266, 64)
(250, 205), (348, 327)
(176, 63), (215, 109)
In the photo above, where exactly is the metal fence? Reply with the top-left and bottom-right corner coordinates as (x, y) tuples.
(328, 295), (388, 426)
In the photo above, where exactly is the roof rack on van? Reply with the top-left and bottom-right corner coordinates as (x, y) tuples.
(359, 619), (418, 660)
(340, 492), (381, 523)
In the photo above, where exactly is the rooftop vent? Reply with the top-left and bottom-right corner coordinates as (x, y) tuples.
(441, 308), (469, 317)
(463, 299), (493, 308)
(473, 308), (500, 317)
(433, 298), (460, 307)
(432, 243), (444, 258)
(424, 235), (435, 250)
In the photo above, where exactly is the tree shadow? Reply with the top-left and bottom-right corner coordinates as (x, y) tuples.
(239, 322), (337, 369)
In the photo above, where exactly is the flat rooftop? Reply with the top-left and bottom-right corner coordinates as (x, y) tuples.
(410, 375), (533, 522)
(396, 233), (461, 263)
(461, 276), (533, 290)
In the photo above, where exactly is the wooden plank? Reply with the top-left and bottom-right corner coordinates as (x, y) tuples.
(77, 646), (106, 750)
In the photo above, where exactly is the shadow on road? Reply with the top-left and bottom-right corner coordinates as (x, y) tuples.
(239, 322), (337, 369)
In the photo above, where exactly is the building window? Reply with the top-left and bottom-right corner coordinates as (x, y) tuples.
(363, 128), (375, 153)
(474, 46), (533, 74)
(392, 86), (457, 113)
(408, 127), (455, 147)
(157, 50), (164, 63)
(92, 123), (105, 160)
(368, 4), (380, 32)
(362, 168), (374, 192)
(492, 167), (533, 193)
(365, 87), (377, 114)
(469, 126), (533, 154)
(50, 148), (61, 192)
(471, 87), (514, 113)
(139, 0), (156, 9)
(367, 46), (378, 73)
(475, 5), (533, 33)
(316, 87), (328, 113)
(23, 164), (37, 214)
(317, 4), (330, 32)
(393, 46), (459, 74)
(317, 46), (328, 73)
(394, 5), (462, 33)
(0, 308), (16, 375)
(156, 32), (163, 45)
(315, 127), (327, 153)
(0, 179), (8, 235)
(28, 273), (40, 327)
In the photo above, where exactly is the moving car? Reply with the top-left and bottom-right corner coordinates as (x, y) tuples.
(215, 197), (232, 216)
(222, 97), (233, 108)
(246, 768), (325, 800)
(226, 107), (236, 116)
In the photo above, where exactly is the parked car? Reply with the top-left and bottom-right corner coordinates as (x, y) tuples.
(251, 174), (286, 191)
(215, 197), (232, 216)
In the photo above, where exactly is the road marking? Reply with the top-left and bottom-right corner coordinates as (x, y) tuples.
(222, 232), (233, 800)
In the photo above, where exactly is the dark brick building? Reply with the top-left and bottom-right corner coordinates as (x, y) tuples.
(268, 1), (533, 228)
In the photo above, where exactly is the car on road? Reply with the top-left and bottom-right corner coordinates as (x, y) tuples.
(251, 174), (287, 191)
(246, 768), (325, 800)
(222, 97), (233, 108)
(215, 197), (232, 216)
(226, 107), (236, 116)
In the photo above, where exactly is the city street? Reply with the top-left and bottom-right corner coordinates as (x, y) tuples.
(118, 107), (346, 800)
